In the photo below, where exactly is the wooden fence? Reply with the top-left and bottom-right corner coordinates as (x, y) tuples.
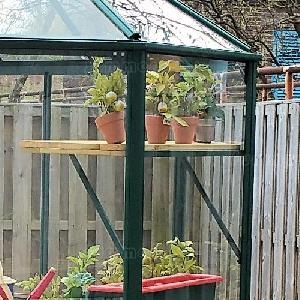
(251, 100), (300, 300)
(0, 101), (299, 299)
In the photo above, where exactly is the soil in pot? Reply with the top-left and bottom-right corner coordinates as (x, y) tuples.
(95, 111), (125, 144)
(171, 116), (199, 144)
(195, 119), (216, 143)
(145, 115), (169, 144)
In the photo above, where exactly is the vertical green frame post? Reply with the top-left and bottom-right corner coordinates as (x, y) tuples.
(124, 49), (146, 300)
(240, 61), (257, 299)
(40, 72), (52, 274)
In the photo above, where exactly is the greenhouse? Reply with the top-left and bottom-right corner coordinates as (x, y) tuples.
(0, 0), (260, 299)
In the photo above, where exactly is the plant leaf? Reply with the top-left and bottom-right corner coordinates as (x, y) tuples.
(174, 117), (188, 127)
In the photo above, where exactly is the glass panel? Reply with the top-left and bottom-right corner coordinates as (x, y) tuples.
(0, 51), (128, 297)
(0, 0), (126, 40)
(143, 54), (246, 298)
(108, 0), (241, 50)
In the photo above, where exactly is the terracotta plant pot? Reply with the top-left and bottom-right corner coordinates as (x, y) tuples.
(195, 119), (216, 143)
(171, 116), (199, 144)
(145, 115), (169, 144)
(95, 111), (125, 144)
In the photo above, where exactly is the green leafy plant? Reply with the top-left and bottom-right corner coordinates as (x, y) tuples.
(66, 245), (100, 273)
(165, 237), (203, 274)
(98, 253), (124, 284)
(61, 272), (95, 298)
(181, 64), (223, 120)
(146, 60), (182, 115)
(98, 239), (202, 284)
(165, 64), (224, 125)
(85, 57), (126, 115)
(16, 275), (63, 299)
(61, 245), (100, 298)
(142, 243), (170, 278)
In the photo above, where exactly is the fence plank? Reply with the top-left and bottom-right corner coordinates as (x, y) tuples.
(0, 106), (4, 262)
(285, 103), (299, 300)
(202, 156), (212, 271)
(184, 157), (195, 240)
(152, 158), (170, 244)
(69, 107), (88, 255)
(144, 157), (152, 248)
(273, 103), (289, 299)
(48, 106), (62, 269)
(251, 103), (265, 300)
(261, 104), (276, 300)
(12, 105), (33, 280)
(192, 158), (201, 262)
(210, 120), (223, 276)
(220, 106), (233, 298)
(96, 155), (116, 261)
(228, 105), (244, 300)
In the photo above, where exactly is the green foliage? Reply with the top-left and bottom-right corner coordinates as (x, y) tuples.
(146, 60), (182, 115)
(16, 245), (100, 299)
(85, 57), (126, 115)
(61, 272), (95, 297)
(61, 245), (100, 297)
(142, 243), (170, 278)
(66, 245), (100, 274)
(98, 253), (124, 284)
(98, 238), (202, 284)
(16, 274), (63, 299)
(147, 61), (223, 125)
(170, 64), (223, 120)
(165, 237), (203, 274)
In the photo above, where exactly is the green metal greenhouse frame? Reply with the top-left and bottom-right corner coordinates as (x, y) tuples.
(0, 0), (260, 299)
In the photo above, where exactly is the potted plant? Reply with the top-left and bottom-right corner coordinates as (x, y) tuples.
(181, 64), (223, 143)
(165, 79), (199, 144)
(85, 57), (126, 144)
(145, 60), (182, 144)
(88, 238), (222, 300)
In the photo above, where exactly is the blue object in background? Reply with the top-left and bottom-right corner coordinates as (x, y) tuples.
(272, 30), (300, 100)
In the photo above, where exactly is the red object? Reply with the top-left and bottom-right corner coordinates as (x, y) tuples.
(27, 268), (56, 300)
(88, 274), (223, 294)
(95, 111), (125, 144)
(145, 115), (169, 144)
(171, 116), (199, 144)
(0, 285), (11, 300)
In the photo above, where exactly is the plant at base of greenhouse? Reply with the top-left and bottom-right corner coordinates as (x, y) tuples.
(165, 237), (203, 274)
(61, 245), (100, 298)
(61, 272), (95, 298)
(85, 57), (126, 144)
(98, 238), (202, 284)
(145, 60), (182, 144)
(66, 245), (100, 273)
(16, 274), (63, 299)
(98, 253), (124, 284)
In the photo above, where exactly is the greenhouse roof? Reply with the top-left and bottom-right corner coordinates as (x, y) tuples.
(0, 0), (252, 53)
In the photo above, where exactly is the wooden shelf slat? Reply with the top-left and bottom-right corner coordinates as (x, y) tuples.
(20, 140), (242, 156)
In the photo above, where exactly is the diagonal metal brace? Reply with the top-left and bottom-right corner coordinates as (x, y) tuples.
(181, 157), (241, 260)
(69, 154), (124, 258)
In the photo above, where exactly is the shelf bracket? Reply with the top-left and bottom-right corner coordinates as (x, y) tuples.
(181, 157), (241, 261)
(69, 154), (124, 258)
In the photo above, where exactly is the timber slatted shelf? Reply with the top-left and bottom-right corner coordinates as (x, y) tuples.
(20, 140), (243, 157)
